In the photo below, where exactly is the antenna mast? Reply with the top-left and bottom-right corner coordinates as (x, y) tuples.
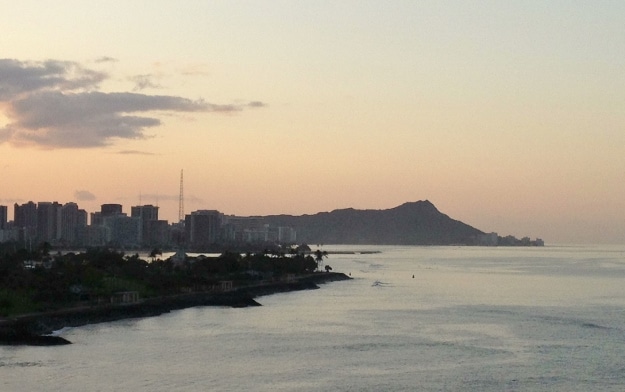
(178, 169), (184, 223)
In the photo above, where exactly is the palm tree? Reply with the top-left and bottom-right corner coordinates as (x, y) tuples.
(314, 249), (328, 272)
(149, 248), (162, 262)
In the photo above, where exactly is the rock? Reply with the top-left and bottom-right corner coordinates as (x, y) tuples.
(0, 327), (72, 346)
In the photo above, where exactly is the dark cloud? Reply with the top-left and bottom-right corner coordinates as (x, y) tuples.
(3, 91), (194, 147)
(74, 190), (97, 201)
(0, 59), (105, 100)
(0, 58), (267, 148)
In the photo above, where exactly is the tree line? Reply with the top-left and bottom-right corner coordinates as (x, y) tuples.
(0, 241), (327, 317)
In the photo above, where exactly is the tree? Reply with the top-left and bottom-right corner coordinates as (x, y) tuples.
(314, 249), (328, 272)
(296, 244), (311, 255)
(149, 248), (162, 262)
(38, 241), (52, 259)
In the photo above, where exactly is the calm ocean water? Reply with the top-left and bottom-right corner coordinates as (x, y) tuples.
(2, 244), (625, 391)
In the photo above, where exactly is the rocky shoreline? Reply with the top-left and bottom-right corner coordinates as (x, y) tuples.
(0, 272), (351, 346)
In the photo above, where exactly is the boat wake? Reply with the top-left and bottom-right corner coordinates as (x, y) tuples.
(371, 280), (391, 287)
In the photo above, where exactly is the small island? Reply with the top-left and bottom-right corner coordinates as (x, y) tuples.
(0, 243), (349, 345)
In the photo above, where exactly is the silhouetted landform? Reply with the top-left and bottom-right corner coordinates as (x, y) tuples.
(258, 200), (543, 246)
(0, 272), (350, 346)
(0, 245), (350, 345)
(325, 251), (381, 255)
(496, 235), (544, 247)
(0, 327), (71, 346)
(260, 200), (484, 245)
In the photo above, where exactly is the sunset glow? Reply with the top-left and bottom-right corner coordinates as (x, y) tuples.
(1, 1), (624, 244)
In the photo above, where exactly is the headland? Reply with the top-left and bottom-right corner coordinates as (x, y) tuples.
(0, 272), (350, 346)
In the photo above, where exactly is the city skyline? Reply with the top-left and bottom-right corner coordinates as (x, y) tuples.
(2, 198), (536, 249)
(3, 198), (299, 249)
(2, 2), (625, 244)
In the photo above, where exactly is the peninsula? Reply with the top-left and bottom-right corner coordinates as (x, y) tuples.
(0, 247), (349, 345)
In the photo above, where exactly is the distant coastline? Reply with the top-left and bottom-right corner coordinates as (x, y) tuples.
(4, 200), (543, 252)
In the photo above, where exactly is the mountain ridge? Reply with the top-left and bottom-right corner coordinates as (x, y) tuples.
(256, 200), (485, 245)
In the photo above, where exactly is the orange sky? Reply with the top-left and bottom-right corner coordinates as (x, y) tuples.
(1, 1), (625, 244)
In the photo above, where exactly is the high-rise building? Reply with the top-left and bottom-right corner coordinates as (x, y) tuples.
(0, 204), (17, 241)
(221, 216), (264, 242)
(90, 211), (103, 226)
(103, 214), (141, 248)
(77, 225), (109, 247)
(185, 210), (222, 249)
(59, 202), (88, 245)
(278, 226), (297, 243)
(145, 220), (170, 247)
(0, 205), (7, 230)
(14, 201), (37, 230)
(36, 201), (62, 243)
(101, 204), (123, 217)
(131, 205), (160, 246)
(131, 205), (159, 221)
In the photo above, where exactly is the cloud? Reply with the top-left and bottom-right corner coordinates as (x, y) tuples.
(139, 194), (205, 204)
(0, 59), (105, 100)
(74, 190), (97, 201)
(179, 63), (211, 76)
(94, 56), (118, 63)
(247, 101), (267, 108)
(130, 74), (161, 91)
(0, 58), (267, 149)
(117, 150), (157, 155)
(118, 193), (206, 205)
(3, 91), (211, 147)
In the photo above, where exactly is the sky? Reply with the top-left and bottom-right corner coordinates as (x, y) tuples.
(1, 1), (624, 244)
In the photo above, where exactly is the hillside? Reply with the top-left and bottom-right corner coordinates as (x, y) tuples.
(259, 200), (484, 245)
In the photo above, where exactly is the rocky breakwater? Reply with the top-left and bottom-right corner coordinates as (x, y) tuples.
(0, 272), (351, 346)
(0, 322), (72, 346)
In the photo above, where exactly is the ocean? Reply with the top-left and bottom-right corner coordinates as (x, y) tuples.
(2, 244), (625, 391)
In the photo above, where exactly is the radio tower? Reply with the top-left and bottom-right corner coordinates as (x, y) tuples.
(173, 169), (186, 262)
(178, 169), (184, 224)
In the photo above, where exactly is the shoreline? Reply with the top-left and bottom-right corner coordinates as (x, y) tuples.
(0, 272), (351, 346)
